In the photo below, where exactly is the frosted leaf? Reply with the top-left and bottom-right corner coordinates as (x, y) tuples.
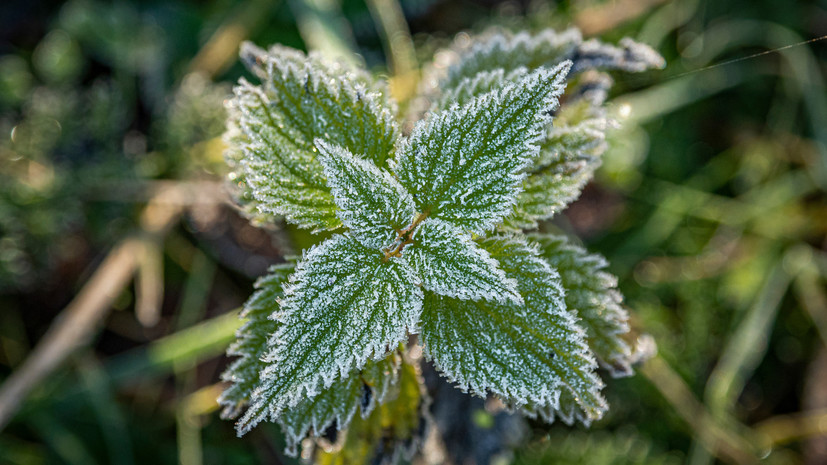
(507, 117), (609, 229)
(397, 64), (570, 234)
(424, 29), (662, 229)
(239, 41), (394, 108)
(570, 37), (666, 74)
(278, 353), (401, 456)
(313, 360), (426, 465)
(225, 43), (400, 231)
(532, 233), (635, 377)
(236, 234), (423, 435)
(402, 218), (521, 304)
(426, 70), (613, 229)
(315, 140), (416, 249)
(429, 67), (527, 111)
(218, 264), (292, 419)
(525, 389), (596, 427)
(439, 28), (581, 93)
(419, 234), (606, 421)
(435, 28), (663, 93)
(223, 100), (277, 225)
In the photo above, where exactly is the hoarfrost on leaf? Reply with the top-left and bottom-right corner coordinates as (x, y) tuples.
(218, 264), (293, 419)
(315, 139), (416, 249)
(430, 67), (528, 111)
(311, 359), (427, 464)
(507, 116), (609, 229)
(278, 353), (401, 456)
(402, 218), (521, 304)
(235, 234), (422, 435)
(419, 234), (606, 421)
(225, 43), (400, 231)
(532, 233), (636, 377)
(432, 28), (663, 95)
(397, 64), (570, 234)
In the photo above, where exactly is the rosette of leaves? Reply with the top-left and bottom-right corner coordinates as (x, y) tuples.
(220, 31), (662, 460)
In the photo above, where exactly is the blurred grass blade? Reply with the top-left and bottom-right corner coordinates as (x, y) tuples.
(640, 356), (758, 464)
(365, 0), (419, 101)
(289, 0), (358, 65)
(755, 407), (827, 448)
(366, 0), (416, 75)
(176, 360), (203, 465)
(107, 310), (242, 383)
(793, 253), (827, 346)
(680, 20), (827, 189)
(173, 248), (216, 330)
(135, 237), (164, 328)
(618, 67), (746, 124)
(704, 257), (792, 416)
(187, 0), (277, 78)
(0, 436), (45, 465)
(0, 238), (143, 430)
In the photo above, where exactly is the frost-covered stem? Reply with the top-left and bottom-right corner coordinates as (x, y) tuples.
(384, 211), (429, 261)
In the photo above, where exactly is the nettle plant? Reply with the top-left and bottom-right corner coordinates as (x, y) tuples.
(220, 27), (663, 460)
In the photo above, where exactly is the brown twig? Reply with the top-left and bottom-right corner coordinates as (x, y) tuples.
(754, 408), (827, 448)
(0, 182), (226, 430)
(187, 0), (275, 78)
(383, 211), (428, 261)
(0, 237), (145, 430)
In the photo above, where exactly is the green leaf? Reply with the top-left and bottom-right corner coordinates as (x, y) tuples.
(223, 104), (277, 226)
(396, 64), (569, 233)
(430, 67), (524, 111)
(279, 353), (402, 456)
(419, 235), (606, 420)
(402, 218), (521, 304)
(218, 264), (293, 419)
(506, 118), (607, 228)
(427, 68), (613, 229)
(226, 43), (400, 231)
(532, 233), (634, 377)
(239, 42), (391, 104)
(315, 139), (416, 249)
(440, 29), (581, 93)
(236, 234), (422, 435)
(314, 360), (426, 465)
(525, 388), (596, 427)
(438, 28), (663, 93)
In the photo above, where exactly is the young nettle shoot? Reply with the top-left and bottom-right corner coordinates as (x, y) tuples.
(220, 27), (663, 460)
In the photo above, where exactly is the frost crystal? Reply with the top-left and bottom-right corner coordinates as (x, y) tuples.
(432, 27), (663, 94)
(218, 264), (292, 419)
(278, 354), (401, 455)
(312, 359), (426, 464)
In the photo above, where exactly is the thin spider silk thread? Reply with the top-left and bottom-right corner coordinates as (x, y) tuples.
(621, 34), (827, 85)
